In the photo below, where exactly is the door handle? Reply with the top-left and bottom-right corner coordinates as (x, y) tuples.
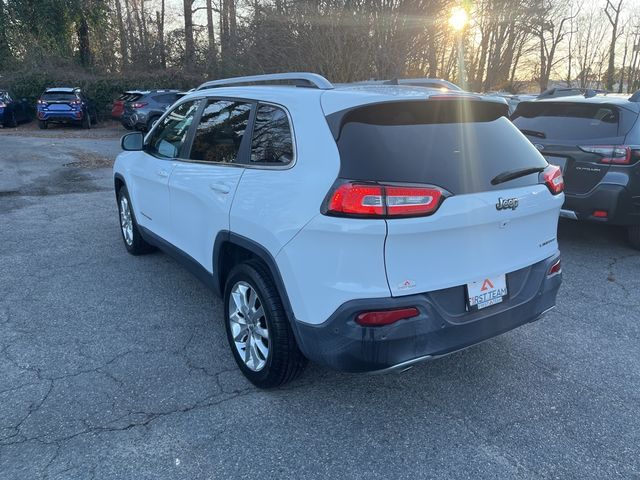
(157, 169), (169, 178)
(209, 182), (231, 194)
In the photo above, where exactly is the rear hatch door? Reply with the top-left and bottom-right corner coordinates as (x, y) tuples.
(512, 101), (634, 195)
(40, 92), (78, 111)
(331, 99), (562, 297)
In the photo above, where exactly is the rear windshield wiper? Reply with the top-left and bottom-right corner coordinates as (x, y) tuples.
(491, 166), (545, 186)
(519, 128), (546, 139)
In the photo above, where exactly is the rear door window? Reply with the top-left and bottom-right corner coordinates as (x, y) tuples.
(512, 103), (622, 140)
(329, 100), (545, 195)
(189, 99), (252, 163)
(249, 104), (294, 165)
(146, 100), (200, 158)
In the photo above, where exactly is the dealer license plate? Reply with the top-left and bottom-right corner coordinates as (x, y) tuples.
(466, 274), (508, 311)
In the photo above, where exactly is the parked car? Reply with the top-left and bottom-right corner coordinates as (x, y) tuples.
(111, 90), (146, 120)
(341, 78), (462, 91)
(0, 90), (32, 127)
(512, 92), (640, 249)
(485, 92), (537, 115)
(36, 87), (98, 129)
(120, 90), (180, 131)
(114, 73), (563, 388)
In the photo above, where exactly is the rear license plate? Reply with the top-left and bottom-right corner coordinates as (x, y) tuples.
(466, 275), (508, 311)
(50, 104), (70, 111)
(544, 155), (566, 173)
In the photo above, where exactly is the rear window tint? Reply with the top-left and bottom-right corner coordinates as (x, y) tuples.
(512, 103), (621, 140)
(41, 92), (78, 101)
(329, 100), (546, 195)
(153, 93), (179, 104)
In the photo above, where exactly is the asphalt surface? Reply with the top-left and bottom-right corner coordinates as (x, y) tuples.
(1, 124), (639, 479)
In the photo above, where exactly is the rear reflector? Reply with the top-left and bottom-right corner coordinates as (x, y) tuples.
(325, 182), (446, 218)
(548, 259), (562, 276)
(579, 145), (631, 165)
(540, 165), (564, 195)
(356, 307), (419, 327)
(592, 210), (608, 218)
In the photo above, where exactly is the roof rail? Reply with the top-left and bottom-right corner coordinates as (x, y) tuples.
(197, 72), (334, 91)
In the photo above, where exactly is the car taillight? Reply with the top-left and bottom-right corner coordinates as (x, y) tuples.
(70, 99), (81, 106)
(548, 259), (561, 276)
(540, 165), (564, 195)
(132, 102), (148, 109)
(37, 99), (47, 106)
(356, 307), (419, 327)
(325, 181), (447, 218)
(578, 145), (631, 165)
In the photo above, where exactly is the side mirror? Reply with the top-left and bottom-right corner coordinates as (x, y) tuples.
(121, 132), (144, 151)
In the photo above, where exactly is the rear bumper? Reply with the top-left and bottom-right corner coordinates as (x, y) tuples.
(292, 253), (562, 373)
(37, 110), (83, 122)
(562, 182), (640, 226)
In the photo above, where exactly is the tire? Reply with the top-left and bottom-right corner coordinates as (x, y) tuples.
(38, 120), (48, 130)
(146, 115), (160, 132)
(629, 225), (640, 250)
(224, 261), (307, 388)
(116, 186), (155, 255)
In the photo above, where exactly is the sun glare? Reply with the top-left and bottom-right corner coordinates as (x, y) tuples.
(449, 7), (469, 32)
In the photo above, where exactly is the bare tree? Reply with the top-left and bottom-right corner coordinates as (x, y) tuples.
(604, 0), (624, 90)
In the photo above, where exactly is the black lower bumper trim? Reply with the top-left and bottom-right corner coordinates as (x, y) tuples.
(292, 254), (562, 373)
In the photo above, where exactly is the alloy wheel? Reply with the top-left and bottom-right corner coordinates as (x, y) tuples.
(228, 281), (270, 371)
(119, 196), (134, 246)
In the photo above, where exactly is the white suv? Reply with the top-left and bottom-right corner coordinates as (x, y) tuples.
(114, 73), (564, 388)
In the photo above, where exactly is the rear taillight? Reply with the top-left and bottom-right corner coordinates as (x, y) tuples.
(540, 165), (564, 195)
(578, 145), (631, 165)
(325, 181), (447, 218)
(356, 307), (419, 327)
(37, 99), (47, 106)
(70, 99), (81, 106)
(548, 259), (562, 277)
(132, 102), (148, 109)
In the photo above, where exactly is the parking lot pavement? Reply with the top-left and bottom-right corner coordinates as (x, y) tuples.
(1, 130), (639, 480)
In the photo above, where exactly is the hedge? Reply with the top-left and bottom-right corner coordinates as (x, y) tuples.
(0, 68), (207, 117)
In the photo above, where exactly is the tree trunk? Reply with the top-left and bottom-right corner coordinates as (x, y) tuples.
(114, 0), (128, 69)
(77, 4), (91, 68)
(183, 0), (195, 69)
(206, 0), (217, 74)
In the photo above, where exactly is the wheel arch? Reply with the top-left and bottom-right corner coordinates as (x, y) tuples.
(213, 231), (297, 327)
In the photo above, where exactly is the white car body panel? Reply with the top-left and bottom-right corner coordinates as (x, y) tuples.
(384, 185), (563, 297)
(169, 162), (245, 271)
(230, 97), (339, 258)
(119, 151), (174, 238)
(276, 215), (390, 325)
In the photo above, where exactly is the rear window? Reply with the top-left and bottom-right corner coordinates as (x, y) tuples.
(153, 93), (179, 104)
(41, 92), (78, 102)
(329, 100), (546, 195)
(512, 102), (621, 140)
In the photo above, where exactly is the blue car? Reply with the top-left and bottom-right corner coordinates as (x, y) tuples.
(37, 87), (98, 129)
(0, 90), (32, 127)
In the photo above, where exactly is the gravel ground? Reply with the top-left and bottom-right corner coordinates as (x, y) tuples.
(1, 129), (639, 479)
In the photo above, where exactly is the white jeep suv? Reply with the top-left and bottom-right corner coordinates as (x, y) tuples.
(114, 73), (564, 388)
